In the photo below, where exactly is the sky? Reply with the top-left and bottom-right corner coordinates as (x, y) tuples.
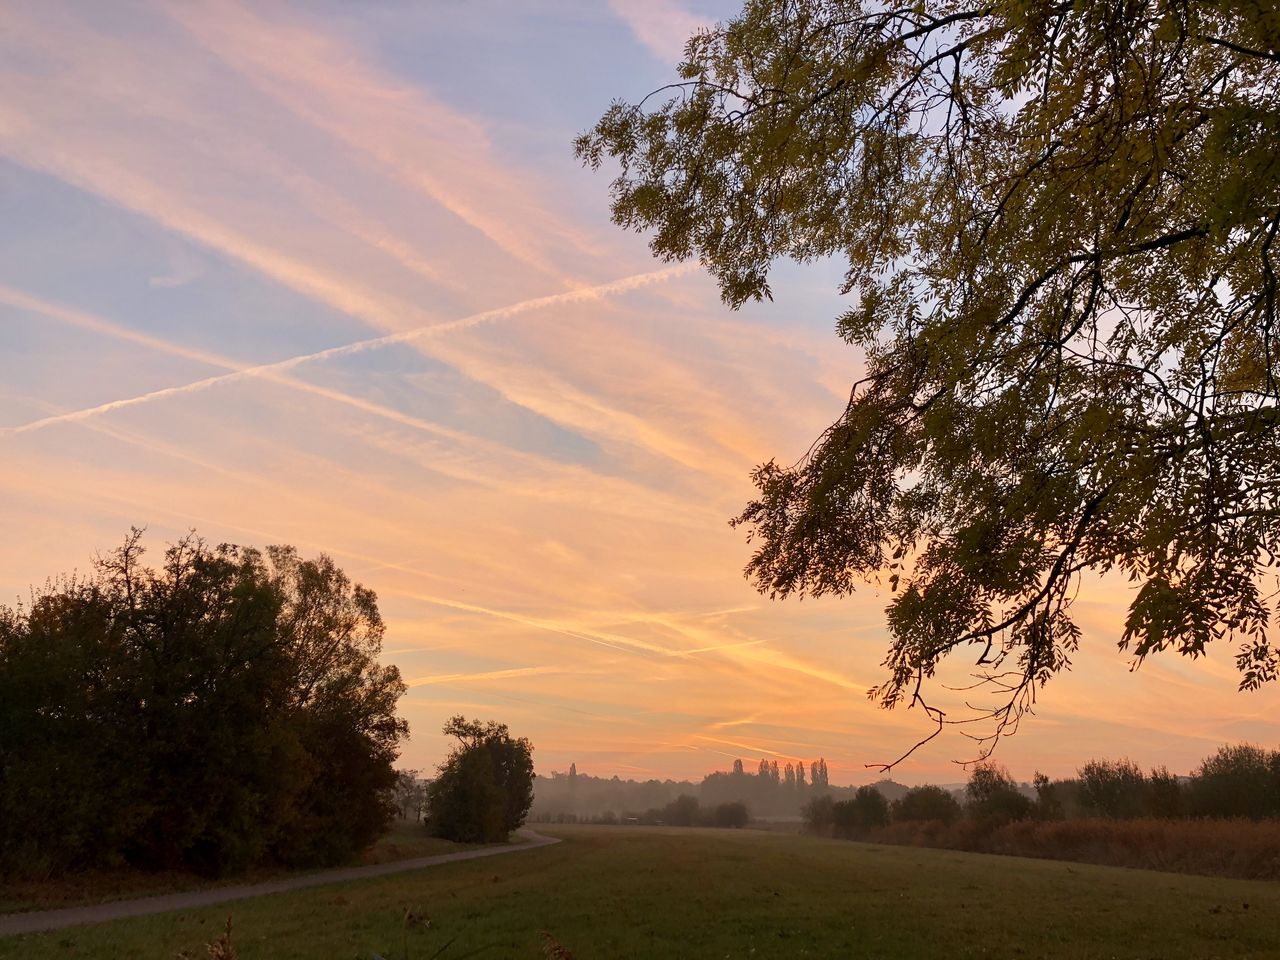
(1, 0), (1276, 787)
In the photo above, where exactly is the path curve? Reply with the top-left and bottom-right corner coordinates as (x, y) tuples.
(0, 828), (561, 938)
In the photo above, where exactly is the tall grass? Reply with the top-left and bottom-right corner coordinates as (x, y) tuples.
(866, 817), (1280, 880)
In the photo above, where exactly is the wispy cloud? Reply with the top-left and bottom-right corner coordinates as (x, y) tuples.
(161, 0), (594, 282)
(609, 0), (712, 64)
(2, 0), (1270, 786)
(0, 264), (696, 436)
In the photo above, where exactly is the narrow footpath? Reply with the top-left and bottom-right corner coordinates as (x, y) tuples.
(0, 829), (561, 938)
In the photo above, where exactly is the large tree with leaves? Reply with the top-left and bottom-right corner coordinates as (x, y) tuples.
(578, 0), (1280, 761)
(0, 531), (407, 875)
(424, 716), (535, 843)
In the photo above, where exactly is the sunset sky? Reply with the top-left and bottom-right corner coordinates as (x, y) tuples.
(2, 0), (1275, 786)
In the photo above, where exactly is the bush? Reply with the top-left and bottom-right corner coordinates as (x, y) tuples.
(892, 785), (962, 825)
(425, 717), (534, 843)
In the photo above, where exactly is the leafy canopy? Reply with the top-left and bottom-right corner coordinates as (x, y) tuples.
(0, 530), (408, 875)
(425, 716), (535, 843)
(578, 0), (1280, 761)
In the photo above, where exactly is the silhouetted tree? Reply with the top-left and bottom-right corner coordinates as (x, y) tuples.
(733, 758), (744, 775)
(832, 786), (889, 838)
(394, 770), (428, 821)
(802, 794), (835, 836)
(1144, 766), (1184, 819)
(663, 794), (701, 827)
(0, 531), (407, 876)
(425, 716), (534, 843)
(1187, 743), (1280, 820)
(714, 801), (750, 828)
(580, 0), (1280, 763)
(1031, 773), (1064, 821)
(892, 785), (962, 826)
(1078, 759), (1147, 820)
(965, 763), (1033, 827)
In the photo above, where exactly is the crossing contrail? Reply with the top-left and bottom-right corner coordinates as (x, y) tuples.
(0, 262), (698, 436)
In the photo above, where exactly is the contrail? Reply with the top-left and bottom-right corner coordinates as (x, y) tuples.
(0, 262), (698, 436)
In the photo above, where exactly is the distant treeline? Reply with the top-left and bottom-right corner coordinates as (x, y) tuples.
(530, 758), (910, 822)
(803, 743), (1280, 881)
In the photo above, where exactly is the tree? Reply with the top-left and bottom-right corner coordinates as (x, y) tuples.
(1187, 742), (1280, 819)
(714, 800), (750, 828)
(0, 530), (407, 876)
(425, 716), (534, 843)
(832, 785), (889, 838)
(394, 770), (428, 821)
(1144, 765), (1185, 819)
(1031, 772), (1064, 821)
(579, 0), (1280, 763)
(1078, 758), (1148, 819)
(965, 763), (1033, 826)
(891, 784), (962, 826)
(663, 793), (702, 826)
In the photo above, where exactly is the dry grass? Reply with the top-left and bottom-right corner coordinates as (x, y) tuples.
(868, 816), (1280, 879)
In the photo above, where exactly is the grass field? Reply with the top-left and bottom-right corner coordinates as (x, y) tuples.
(3, 825), (1279, 958)
(0, 821), (465, 915)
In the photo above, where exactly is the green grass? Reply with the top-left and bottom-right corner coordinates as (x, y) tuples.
(0, 820), (464, 914)
(4, 825), (1279, 958)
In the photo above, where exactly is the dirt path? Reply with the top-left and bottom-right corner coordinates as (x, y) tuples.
(0, 829), (560, 938)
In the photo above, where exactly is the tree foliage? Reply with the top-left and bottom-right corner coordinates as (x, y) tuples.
(1187, 742), (1280, 819)
(892, 784), (962, 825)
(0, 530), (407, 876)
(965, 762), (1033, 825)
(1078, 758), (1148, 819)
(425, 716), (534, 843)
(578, 0), (1280, 759)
